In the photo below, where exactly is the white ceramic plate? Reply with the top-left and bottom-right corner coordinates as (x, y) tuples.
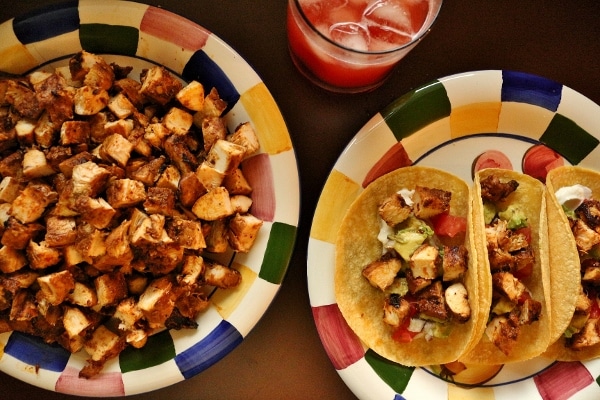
(0, 1), (299, 396)
(308, 70), (600, 400)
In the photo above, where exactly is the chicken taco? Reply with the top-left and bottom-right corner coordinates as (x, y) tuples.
(460, 168), (552, 364)
(543, 165), (600, 361)
(334, 166), (484, 366)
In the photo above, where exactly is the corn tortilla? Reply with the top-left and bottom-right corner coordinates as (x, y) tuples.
(334, 166), (484, 366)
(460, 168), (552, 364)
(543, 165), (600, 361)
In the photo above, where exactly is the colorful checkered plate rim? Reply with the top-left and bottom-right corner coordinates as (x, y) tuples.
(0, 0), (299, 396)
(308, 70), (600, 400)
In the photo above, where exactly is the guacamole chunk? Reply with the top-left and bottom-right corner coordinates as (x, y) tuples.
(389, 217), (434, 261)
(498, 204), (528, 229)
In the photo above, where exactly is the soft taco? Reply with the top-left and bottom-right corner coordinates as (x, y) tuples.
(334, 166), (484, 366)
(460, 168), (552, 364)
(543, 165), (600, 361)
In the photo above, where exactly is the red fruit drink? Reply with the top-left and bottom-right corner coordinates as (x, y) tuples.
(287, 0), (442, 93)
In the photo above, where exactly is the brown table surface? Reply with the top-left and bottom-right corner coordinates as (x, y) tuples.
(1, 1), (599, 399)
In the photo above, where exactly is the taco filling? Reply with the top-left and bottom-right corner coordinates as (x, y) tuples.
(479, 174), (542, 355)
(361, 185), (471, 343)
(553, 184), (600, 349)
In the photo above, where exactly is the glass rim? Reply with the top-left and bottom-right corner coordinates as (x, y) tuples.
(291, 0), (443, 55)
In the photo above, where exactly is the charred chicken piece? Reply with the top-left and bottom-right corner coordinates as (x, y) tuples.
(480, 175), (519, 203)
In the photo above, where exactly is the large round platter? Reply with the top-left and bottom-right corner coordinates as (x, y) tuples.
(0, 0), (299, 396)
(307, 70), (600, 399)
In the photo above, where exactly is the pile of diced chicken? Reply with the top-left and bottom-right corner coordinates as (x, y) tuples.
(479, 175), (541, 356)
(0, 51), (263, 377)
(362, 186), (471, 342)
(562, 197), (600, 349)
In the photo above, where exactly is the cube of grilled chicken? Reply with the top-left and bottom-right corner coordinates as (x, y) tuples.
(228, 213), (263, 253)
(573, 219), (600, 253)
(412, 186), (451, 219)
(485, 315), (520, 355)
(113, 297), (144, 333)
(193, 87), (227, 122)
(192, 186), (233, 221)
(143, 187), (176, 216)
(10, 182), (57, 224)
(71, 161), (111, 197)
(112, 77), (144, 108)
(573, 284), (592, 315)
(0, 270), (39, 295)
(100, 133), (133, 168)
(5, 79), (42, 119)
(106, 178), (146, 208)
(74, 86), (109, 116)
(140, 66), (183, 106)
(382, 294), (411, 328)
(222, 168), (253, 196)
(178, 171), (206, 208)
(108, 92), (136, 119)
(445, 282), (471, 322)
(415, 281), (447, 320)
(156, 164), (181, 191)
(67, 282), (98, 308)
(74, 196), (116, 229)
(442, 245), (468, 282)
(570, 318), (600, 350)
(63, 245), (85, 267)
(491, 272), (527, 304)
(129, 156), (165, 186)
(167, 217), (206, 250)
(45, 216), (77, 247)
(362, 256), (402, 291)
(582, 258), (600, 285)
(26, 241), (61, 270)
(33, 72), (74, 125)
(104, 119), (134, 138)
(176, 80), (205, 111)
(95, 271), (127, 308)
(37, 270), (75, 306)
(1, 218), (44, 249)
(205, 139), (246, 176)
(0, 246), (27, 273)
(138, 276), (176, 329)
(0, 150), (23, 178)
(60, 120), (90, 146)
(15, 118), (36, 145)
(22, 148), (55, 179)
(10, 289), (38, 321)
(127, 126), (152, 157)
(228, 122), (260, 158)
(68, 51), (114, 88)
(479, 175), (519, 203)
(405, 269), (432, 294)
(144, 122), (171, 148)
(129, 211), (168, 246)
(203, 262), (241, 289)
(63, 306), (93, 338)
(517, 297), (542, 325)
(163, 107), (193, 135)
(178, 255), (205, 286)
(0, 176), (21, 203)
(57, 151), (94, 178)
(200, 116), (227, 152)
(163, 134), (198, 175)
(80, 325), (127, 378)
(576, 200), (600, 230)
(409, 244), (439, 280)
(195, 161), (225, 191)
(499, 230), (529, 253)
(378, 193), (412, 227)
(204, 219), (229, 253)
(230, 195), (253, 214)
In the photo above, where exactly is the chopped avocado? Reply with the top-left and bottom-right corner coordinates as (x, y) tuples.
(491, 297), (515, 315)
(562, 204), (577, 220)
(432, 322), (451, 338)
(386, 277), (409, 297)
(483, 201), (497, 224)
(564, 314), (589, 338)
(498, 204), (528, 229)
(389, 217), (434, 261)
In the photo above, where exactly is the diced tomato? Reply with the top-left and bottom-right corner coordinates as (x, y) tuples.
(514, 226), (532, 243)
(430, 212), (467, 238)
(513, 262), (533, 280)
(391, 303), (419, 343)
